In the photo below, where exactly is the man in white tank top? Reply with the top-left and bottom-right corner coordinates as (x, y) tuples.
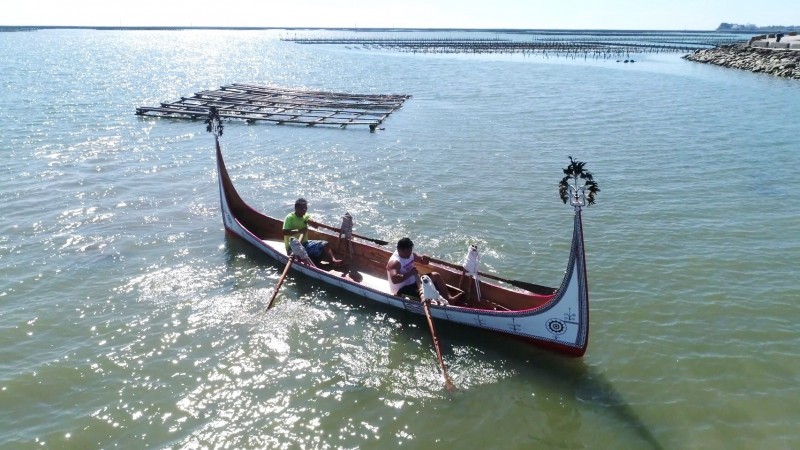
(386, 237), (453, 301)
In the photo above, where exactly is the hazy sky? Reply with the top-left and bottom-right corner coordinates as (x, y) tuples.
(2, 0), (796, 30)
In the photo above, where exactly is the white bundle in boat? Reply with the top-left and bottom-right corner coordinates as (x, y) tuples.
(463, 244), (480, 276)
(420, 275), (448, 306)
(462, 244), (482, 302)
(289, 237), (313, 265)
(339, 212), (353, 240)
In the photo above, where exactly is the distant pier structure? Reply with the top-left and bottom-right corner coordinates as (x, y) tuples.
(136, 83), (411, 131)
(283, 32), (745, 59)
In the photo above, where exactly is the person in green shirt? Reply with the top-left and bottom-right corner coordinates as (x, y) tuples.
(283, 198), (343, 267)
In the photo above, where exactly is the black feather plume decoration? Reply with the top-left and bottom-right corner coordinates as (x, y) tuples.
(205, 106), (223, 136)
(558, 157), (599, 206)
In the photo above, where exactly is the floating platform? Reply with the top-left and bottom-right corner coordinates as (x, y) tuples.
(136, 83), (411, 130)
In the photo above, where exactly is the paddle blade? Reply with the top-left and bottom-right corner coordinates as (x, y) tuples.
(423, 300), (457, 393)
(267, 258), (293, 310)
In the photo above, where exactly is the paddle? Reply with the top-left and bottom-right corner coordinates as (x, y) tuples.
(311, 221), (389, 246)
(267, 257), (293, 310)
(267, 233), (304, 310)
(422, 299), (457, 393)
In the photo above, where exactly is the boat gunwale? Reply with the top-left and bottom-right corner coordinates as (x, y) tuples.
(213, 133), (590, 356)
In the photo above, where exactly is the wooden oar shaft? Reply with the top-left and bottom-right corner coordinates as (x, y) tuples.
(313, 222), (389, 245)
(423, 300), (456, 392)
(267, 233), (304, 310)
(267, 257), (293, 310)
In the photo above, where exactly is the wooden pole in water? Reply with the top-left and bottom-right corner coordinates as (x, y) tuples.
(267, 257), (293, 310)
(267, 233), (303, 310)
(423, 299), (456, 393)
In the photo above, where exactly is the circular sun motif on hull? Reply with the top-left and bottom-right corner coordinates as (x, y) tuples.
(546, 318), (567, 335)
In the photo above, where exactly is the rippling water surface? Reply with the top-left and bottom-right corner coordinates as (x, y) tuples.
(1, 29), (799, 449)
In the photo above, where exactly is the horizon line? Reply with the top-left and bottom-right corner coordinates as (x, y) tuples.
(0, 25), (733, 33)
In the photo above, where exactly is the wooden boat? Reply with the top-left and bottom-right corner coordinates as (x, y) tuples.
(208, 112), (598, 357)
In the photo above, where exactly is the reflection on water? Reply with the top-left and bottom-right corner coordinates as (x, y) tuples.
(0, 28), (799, 448)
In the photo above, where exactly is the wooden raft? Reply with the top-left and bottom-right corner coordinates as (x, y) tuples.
(136, 83), (411, 130)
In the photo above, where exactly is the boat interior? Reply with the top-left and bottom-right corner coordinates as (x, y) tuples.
(218, 143), (557, 312)
(238, 212), (555, 312)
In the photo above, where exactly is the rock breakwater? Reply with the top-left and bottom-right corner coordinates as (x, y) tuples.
(683, 44), (800, 79)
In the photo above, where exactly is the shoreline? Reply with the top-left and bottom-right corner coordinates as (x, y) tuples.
(683, 44), (799, 79)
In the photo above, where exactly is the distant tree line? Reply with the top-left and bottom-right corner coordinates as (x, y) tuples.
(717, 23), (799, 32)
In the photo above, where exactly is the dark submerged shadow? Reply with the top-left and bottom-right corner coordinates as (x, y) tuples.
(433, 321), (665, 450)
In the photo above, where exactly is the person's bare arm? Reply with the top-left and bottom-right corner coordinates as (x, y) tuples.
(283, 218), (308, 236)
(387, 260), (416, 283)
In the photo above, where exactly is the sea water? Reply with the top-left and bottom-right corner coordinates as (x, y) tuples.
(0, 29), (798, 449)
